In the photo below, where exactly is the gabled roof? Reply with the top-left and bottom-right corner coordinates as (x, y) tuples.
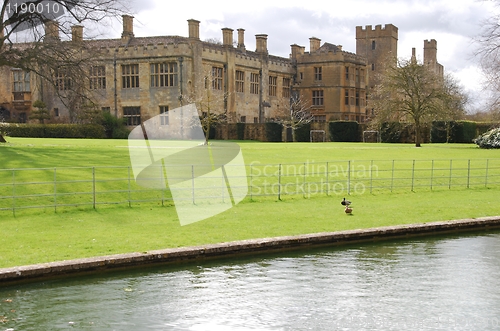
(316, 42), (342, 53)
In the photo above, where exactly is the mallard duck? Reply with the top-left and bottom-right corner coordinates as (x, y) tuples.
(341, 198), (351, 206)
(345, 205), (353, 214)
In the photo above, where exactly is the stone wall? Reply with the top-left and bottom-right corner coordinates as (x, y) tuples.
(1, 216), (499, 285)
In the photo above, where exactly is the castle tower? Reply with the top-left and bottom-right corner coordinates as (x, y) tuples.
(423, 39), (444, 76)
(355, 24), (398, 88)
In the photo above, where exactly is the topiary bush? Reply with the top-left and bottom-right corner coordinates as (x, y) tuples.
(430, 121), (448, 143)
(101, 112), (129, 139)
(294, 123), (311, 142)
(329, 121), (359, 142)
(265, 122), (283, 142)
(236, 123), (245, 140)
(380, 122), (403, 143)
(448, 121), (477, 143)
(474, 127), (500, 149)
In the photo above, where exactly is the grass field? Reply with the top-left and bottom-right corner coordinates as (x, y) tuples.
(1, 137), (500, 268)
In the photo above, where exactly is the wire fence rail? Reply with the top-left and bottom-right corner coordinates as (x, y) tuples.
(1, 158), (500, 215)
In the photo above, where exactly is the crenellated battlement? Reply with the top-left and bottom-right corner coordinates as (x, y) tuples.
(424, 39), (437, 48)
(355, 24), (398, 38)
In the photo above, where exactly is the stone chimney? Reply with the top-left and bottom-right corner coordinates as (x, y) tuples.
(310, 37), (321, 53)
(71, 25), (83, 42)
(290, 44), (305, 60)
(237, 28), (245, 50)
(188, 19), (200, 40)
(44, 20), (60, 41)
(411, 47), (416, 62)
(255, 34), (268, 54)
(222, 28), (233, 47)
(121, 15), (134, 41)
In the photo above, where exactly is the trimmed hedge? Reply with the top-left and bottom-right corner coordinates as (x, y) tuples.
(431, 120), (478, 143)
(329, 121), (359, 142)
(236, 123), (245, 140)
(5, 124), (106, 139)
(430, 121), (448, 143)
(380, 122), (403, 143)
(294, 123), (311, 142)
(448, 121), (477, 143)
(477, 122), (495, 136)
(265, 122), (283, 142)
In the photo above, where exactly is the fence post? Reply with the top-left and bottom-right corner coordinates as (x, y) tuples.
(411, 160), (415, 192)
(191, 165), (195, 204)
(161, 167), (165, 207)
(128, 166), (131, 207)
(303, 162), (306, 198)
(326, 162), (329, 196)
(430, 160), (434, 191)
(92, 167), (96, 209)
(370, 160), (373, 194)
(391, 160), (395, 192)
(449, 160), (453, 189)
(485, 159), (489, 187)
(221, 165), (225, 203)
(54, 168), (57, 212)
(467, 159), (471, 189)
(347, 161), (351, 195)
(12, 170), (15, 217)
(278, 164), (282, 200)
(250, 164), (253, 200)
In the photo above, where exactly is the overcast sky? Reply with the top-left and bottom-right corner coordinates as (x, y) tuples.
(113, 0), (499, 110)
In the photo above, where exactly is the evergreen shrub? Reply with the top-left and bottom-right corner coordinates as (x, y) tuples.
(329, 121), (359, 142)
(6, 124), (106, 139)
(236, 123), (245, 140)
(294, 123), (311, 142)
(265, 122), (283, 142)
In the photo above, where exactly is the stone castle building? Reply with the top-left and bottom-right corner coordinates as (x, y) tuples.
(0, 17), (443, 126)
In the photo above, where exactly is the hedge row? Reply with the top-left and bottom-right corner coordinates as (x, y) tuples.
(430, 121), (491, 143)
(329, 121), (359, 142)
(264, 122), (283, 142)
(8, 121), (493, 143)
(4, 124), (106, 139)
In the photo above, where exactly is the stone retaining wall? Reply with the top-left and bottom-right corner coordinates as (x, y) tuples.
(1, 216), (500, 285)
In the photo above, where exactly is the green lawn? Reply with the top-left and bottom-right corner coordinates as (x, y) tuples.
(2, 137), (499, 168)
(1, 137), (500, 268)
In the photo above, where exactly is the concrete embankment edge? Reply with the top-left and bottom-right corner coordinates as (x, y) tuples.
(2, 216), (500, 285)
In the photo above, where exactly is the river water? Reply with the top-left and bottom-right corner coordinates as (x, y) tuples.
(1, 231), (500, 330)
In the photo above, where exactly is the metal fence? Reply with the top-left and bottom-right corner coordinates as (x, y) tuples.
(1, 158), (500, 215)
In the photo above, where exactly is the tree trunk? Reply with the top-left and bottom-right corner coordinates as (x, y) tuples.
(0, 134), (6, 143)
(415, 122), (421, 147)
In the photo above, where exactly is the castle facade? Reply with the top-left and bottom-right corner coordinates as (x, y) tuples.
(0, 17), (443, 126)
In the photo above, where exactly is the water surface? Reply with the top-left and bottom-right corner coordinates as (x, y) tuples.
(1, 231), (499, 330)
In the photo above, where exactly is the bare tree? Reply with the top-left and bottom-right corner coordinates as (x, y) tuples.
(0, 114), (6, 143)
(1, 0), (130, 121)
(371, 57), (467, 147)
(182, 66), (228, 144)
(371, 58), (467, 147)
(275, 93), (313, 142)
(476, 0), (500, 115)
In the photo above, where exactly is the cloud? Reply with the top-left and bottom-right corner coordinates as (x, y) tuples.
(126, 0), (497, 109)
